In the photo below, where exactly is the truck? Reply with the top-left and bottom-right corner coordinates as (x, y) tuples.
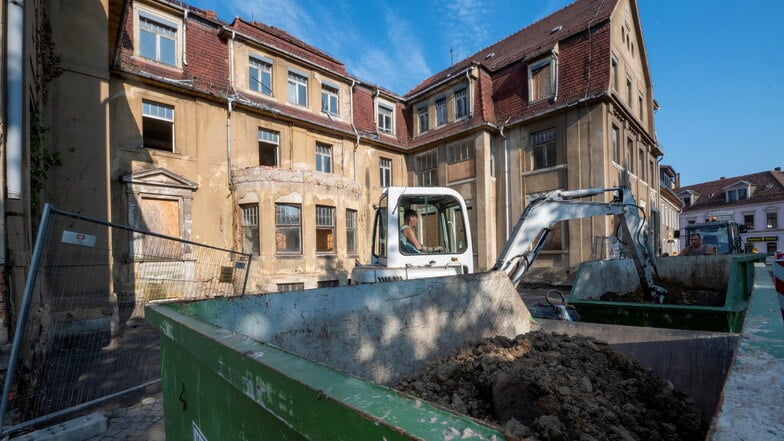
(675, 219), (746, 254)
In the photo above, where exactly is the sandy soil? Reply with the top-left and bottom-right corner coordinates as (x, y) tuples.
(395, 331), (707, 441)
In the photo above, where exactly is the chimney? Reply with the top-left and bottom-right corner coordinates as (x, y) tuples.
(206, 10), (217, 19)
(719, 177), (725, 180)
(776, 167), (781, 172)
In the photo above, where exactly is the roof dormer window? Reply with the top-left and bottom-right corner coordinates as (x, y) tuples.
(726, 188), (748, 202)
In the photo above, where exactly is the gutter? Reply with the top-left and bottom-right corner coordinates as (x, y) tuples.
(5, 0), (25, 200)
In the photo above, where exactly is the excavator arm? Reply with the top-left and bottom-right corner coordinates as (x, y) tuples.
(492, 185), (665, 301)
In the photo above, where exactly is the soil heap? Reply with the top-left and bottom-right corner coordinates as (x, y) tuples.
(395, 331), (707, 441)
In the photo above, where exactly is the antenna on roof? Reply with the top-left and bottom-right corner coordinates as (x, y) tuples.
(450, 47), (454, 65)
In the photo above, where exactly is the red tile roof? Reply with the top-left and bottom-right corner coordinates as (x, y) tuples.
(676, 169), (784, 211)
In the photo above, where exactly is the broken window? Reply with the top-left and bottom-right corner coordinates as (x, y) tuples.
(454, 87), (468, 119)
(258, 129), (279, 166)
(417, 105), (428, 133)
(316, 143), (332, 173)
(240, 204), (259, 254)
(142, 100), (174, 151)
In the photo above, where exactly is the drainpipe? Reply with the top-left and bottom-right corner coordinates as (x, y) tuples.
(350, 79), (360, 180)
(551, 49), (559, 102)
(182, 10), (188, 66)
(228, 31), (236, 95)
(227, 99), (233, 189)
(499, 118), (511, 240)
(465, 68), (474, 117)
(6, 0), (25, 200)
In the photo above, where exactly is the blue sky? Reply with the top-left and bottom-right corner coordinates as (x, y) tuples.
(189, 0), (783, 187)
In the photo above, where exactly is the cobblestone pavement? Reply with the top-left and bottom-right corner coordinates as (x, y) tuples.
(85, 392), (165, 441)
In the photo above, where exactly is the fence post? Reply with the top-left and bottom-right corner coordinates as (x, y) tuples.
(0, 204), (53, 435)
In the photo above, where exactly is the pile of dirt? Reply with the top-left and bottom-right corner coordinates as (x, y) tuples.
(599, 279), (725, 306)
(395, 331), (707, 441)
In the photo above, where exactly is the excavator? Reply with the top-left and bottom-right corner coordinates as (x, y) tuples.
(351, 182), (666, 302)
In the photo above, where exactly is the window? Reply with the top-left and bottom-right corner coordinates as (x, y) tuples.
(378, 103), (393, 133)
(316, 143), (332, 173)
(626, 75), (633, 107)
(240, 204), (259, 254)
(139, 11), (177, 66)
(454, 87), (468, 118)
(321, 83), (339, 115)
(317, 280), (339, 288)
(288, 71), (308, 106)
(259, 129), (279, 166)
(638, 93), (644, 119)
(611, 125), (619, 163)
(436, 97), (447, 126)
(415, 150), (438, 186)
(316, 205), (335, 253)
(767, 212), (778, 229)
(417, 105), (428, 133)
(611, 54), (619, 90)
(276, 204), (301, 254)
(380, 157), (392, 187)
(727, 188), (748, 202)
(277, 282), (304, 292)
(529, 58), (554, 101)
(531, 128), (556, 170)
(249, 56), (272, 95)
(682, 195), (692, 207)
(346, 209), (357, 255)
(446, 140), (473, 163)
(638, 148), (645, 181)
(142, 101), (174, 151)
(626, 138), (634, 171)
(744, 214), (755, 230)
(767, 242), (778, 254)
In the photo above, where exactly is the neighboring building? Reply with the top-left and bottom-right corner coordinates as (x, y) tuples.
(658, 164), (682, 256)
(3, 0), (663, 340)
(676, 168), (784, 255)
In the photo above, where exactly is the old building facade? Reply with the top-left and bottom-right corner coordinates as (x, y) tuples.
(677, 168), (784, 255)
(3, 0), (663, 339)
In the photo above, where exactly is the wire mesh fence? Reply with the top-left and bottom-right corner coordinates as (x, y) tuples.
(0, 205), (251, 436)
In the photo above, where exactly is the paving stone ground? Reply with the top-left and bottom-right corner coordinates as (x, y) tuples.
(85, 392), (165, 441)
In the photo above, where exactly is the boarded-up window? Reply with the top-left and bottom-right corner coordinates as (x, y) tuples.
(529, 59), (553, 101)
(316, 205), (335, 253)
(140, 197), (180, 258)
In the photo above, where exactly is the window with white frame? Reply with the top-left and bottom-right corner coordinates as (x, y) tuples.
(435, 96), (447, 126)
(767, 212), (778, 229)
(316, 205), (335, 253)
(258, 129), (279, 166)
(142, 100), (174, 151)
(415, 149), (438, 186)
(276, 203), (301, 254)
(315, 143), (332, 173)
(727, 187), (748, 202)
(321, 82), (339, 115)
(454, 87), (468, 118)
(531, 128), (556, 170)
(380, 157), (392, 187)
(288, 71), (308, 106)
(346, 209), (357, 255)
(529, 58), (555, 101)
(417, 105), (428, 133)
(240, 204), (259, 254)
(138, 11), (177, 66)
(446, 140), (473, 163)
(249, 56), (272, 95)
(378, 102), (393, 133)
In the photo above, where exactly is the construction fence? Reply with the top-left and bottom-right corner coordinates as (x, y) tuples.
(0, 204), (252, 437)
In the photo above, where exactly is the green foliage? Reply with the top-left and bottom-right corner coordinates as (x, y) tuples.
(30, 107), (63, 213)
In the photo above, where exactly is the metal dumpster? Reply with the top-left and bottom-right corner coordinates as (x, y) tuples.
(567, 255), (762, 332)
(146, 265), (784, 440)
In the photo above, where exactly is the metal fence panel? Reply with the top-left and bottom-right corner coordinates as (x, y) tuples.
(0, 205), (251, 435)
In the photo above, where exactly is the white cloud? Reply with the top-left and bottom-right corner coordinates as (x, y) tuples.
(442, 0), (490, 61)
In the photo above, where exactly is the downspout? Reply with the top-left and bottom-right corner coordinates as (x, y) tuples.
(6, 0), (25, 200)
(499, 119), (511, 240)
(350, 80), (360, 181)
(226, 30), (237, 189)
(182, 10), (188, 66)
(551, 49), (559, 102)
(465, 68), (474, 117)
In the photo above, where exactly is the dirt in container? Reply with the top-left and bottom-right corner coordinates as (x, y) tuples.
(395, 331), (707, 441)
(598, 278), (725, 306)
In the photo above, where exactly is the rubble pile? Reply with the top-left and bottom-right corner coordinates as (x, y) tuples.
(396, 331), (707, 441)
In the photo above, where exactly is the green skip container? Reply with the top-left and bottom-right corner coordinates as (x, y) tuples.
(567, 255), (763, 332)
